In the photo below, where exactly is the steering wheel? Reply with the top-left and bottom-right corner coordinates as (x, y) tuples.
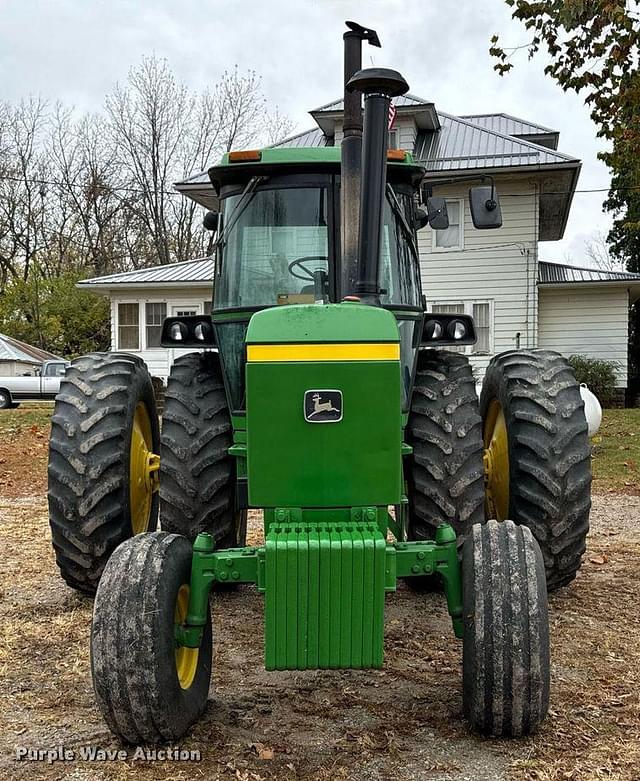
(287, 256), (328, 281)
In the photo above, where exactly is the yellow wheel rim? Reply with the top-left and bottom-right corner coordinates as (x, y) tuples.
(483, 399), (510, 520)
(174, 584), (199, 689)
(129, 402), (160, 535)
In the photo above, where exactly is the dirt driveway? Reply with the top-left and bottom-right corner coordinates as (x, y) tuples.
(0, 413), (639, 781)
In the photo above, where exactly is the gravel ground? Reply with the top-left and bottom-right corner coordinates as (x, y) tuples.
(1, 492), (639, 781)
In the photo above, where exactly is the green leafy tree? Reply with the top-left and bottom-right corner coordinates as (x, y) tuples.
(491, 1), (640, 268)
(0, 269), (110, 357)
(492, 1), (640, 384)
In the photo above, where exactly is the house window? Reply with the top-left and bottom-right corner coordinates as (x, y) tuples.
(203, 300), (212, 316)
(433, 199), (463, 251)
(430, 300), (492, 355)
(117, 303), (139, 350)
(473, 302), (490, 354)
(388, 129), (399, 149)
(145, 303), (166, 348)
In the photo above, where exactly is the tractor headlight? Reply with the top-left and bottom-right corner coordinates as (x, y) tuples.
(194, 321), (213, 342)
(170, 322), (187, 341)
(161, 315), (217, 348)
(448, 320), (467, 341)
(424, 319), (443, 340)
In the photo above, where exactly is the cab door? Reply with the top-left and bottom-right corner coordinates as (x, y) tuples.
(42, 362), (67, 398)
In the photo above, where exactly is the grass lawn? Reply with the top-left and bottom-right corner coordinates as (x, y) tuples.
(591, 407), (640, 492)
(0, 404), (638, 493)
(0, 403), (53, 435)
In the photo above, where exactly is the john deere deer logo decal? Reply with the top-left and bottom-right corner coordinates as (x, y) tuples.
(304, 390), (343, 423)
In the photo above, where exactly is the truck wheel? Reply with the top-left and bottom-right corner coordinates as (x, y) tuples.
(463, 519), (550, 737)
(91, 532), (212, 743)
(480, 349), (591, 590)
(405, 350), (485, 541)
(160, 352), (246, 547)
(0, 389), (11, 409)
(48, 353), (160, 594)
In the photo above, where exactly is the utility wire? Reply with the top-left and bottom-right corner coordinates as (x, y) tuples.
(0, 172), (639, 199)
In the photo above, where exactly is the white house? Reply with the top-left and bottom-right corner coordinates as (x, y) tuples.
(77, 96), (640, 399)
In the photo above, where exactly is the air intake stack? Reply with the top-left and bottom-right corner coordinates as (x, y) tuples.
(346, 67), (409, 303)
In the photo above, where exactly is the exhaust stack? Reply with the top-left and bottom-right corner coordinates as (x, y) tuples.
(340, 21), (381, 298)
(346, 67), (409, 303)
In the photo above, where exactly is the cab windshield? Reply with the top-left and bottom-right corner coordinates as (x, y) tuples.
(213, 178), (421, 309)
(215, 185), (330, 309)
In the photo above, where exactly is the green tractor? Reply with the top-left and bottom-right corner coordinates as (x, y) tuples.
(47, 22), (591, 742)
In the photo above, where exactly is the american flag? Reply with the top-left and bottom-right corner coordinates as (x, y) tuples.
(388, 102), (397, 131)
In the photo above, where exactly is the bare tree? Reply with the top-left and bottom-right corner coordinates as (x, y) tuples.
(50, 107), (128, 276)
(263, 105), (296, 146)
(105, 56), (275, 268)
(0, 55), (293, 289)
(584, 230), (627, 272)
(0, 98), (49, 283)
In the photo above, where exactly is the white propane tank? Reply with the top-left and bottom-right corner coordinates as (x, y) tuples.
(579, 383), (602, 437)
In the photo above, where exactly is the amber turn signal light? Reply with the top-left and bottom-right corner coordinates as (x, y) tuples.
(228, 150), (262, 162)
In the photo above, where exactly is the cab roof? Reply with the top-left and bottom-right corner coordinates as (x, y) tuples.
(206, 146), (425, 200)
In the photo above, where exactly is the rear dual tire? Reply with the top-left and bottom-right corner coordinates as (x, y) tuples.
(405, 350), (485, 541)
(481, 349), (592, 590)
(160, 352), (246, 548)
(405, 348), (591, 590)
(48, 353), (160, 594)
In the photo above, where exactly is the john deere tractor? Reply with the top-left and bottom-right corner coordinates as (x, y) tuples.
(47, 22), (591, 742)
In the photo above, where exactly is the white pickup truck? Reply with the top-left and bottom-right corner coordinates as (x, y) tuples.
(0, 360), (69, 409)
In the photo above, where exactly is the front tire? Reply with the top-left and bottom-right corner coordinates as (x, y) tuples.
(48, 353), (160, 594)
(91, 532), (212, 743)
(0, 389), (11, 409)
(160, 352), (246, 547)
(480, 349), (592, 590)
(462, 520), (550, 736)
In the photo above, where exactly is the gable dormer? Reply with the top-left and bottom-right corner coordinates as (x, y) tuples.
(311, 93), (439, 151)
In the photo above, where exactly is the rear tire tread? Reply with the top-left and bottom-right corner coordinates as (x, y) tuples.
(48, 352), (159, 594)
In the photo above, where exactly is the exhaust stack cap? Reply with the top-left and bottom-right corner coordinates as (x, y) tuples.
(346, 67), (409, 98)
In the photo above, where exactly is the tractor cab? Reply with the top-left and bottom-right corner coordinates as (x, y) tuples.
(202, 147), (425, 411)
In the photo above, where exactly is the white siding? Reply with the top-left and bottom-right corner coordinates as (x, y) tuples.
(397, 118), (416, 151)
(420, 178), (539, 381)
(333, 117), (415, 149)
(110, 286), (213, 380)
(538, 286), (629, 387)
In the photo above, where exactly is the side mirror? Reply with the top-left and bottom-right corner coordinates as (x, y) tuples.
(469, 186), (502, 229)
(414, 206), (430, 230)
(203, 211), (219, 232)
(426, 197), (449, 230)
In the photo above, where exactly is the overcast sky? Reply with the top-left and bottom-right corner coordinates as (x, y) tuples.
(0, 0), (612, 264)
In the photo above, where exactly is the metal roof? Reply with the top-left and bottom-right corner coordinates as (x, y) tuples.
(0, 333), (63, 363)
(272, 127), (333, 149)
(79, 258), (640, 292)
(460, 113), (557, 137)
(78, 257), (214, 288)
(77, 259), (640, 294)
(539, 261), (640, 285)
(415, 112), (575, 172)
(312, 93), (430, 112)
